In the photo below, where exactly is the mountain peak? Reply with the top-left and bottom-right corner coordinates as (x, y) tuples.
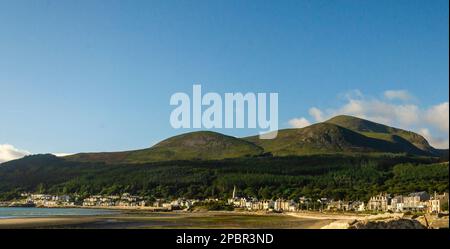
(326, 115), (391, 133)
(325, 115), (434, 153)
(153, 130), (236, 148)
(124, 131), (264, 163)
(66, 115), (442, 164)
(67, 131), (264, 164)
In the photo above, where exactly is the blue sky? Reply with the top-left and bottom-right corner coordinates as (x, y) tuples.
(0, 0), (448, 160)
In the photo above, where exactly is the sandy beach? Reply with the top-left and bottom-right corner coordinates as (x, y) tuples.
(0, 217), (99, 229)
(0, 211), (336, 229)
(2, 209), (445, 229)
(286, 211), (368, 220)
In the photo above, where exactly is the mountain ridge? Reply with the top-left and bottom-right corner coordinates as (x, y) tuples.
(325, 115), (435, 152)
(66, 131), (264, 164)
(57, 115), (446, 164)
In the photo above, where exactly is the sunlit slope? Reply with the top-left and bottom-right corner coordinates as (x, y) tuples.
(325, 115), (438, 155)
(67, 131), (263, 163)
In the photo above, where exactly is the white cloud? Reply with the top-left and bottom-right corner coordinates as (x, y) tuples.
(0, 144), (30, 163)
(289, 90), (449, 149)
(0, 144), (75, 163)
(340, 89), (364, 100)
(288, 117), (311, 128)
(52, 153), (74, 157)
(384, 90), (412, 101)
(425, 102), (449, 133)
(309, 107), (325, 122)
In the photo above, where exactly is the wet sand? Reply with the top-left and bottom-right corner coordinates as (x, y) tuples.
(0, 211), (336, 229)
(0, 216), (99, 228)
(286, 211), (368, 220)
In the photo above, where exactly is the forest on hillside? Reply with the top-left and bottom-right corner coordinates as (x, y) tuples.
(0, 154), (447, 201)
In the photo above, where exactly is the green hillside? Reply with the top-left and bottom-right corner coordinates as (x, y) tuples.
(245, 122), (429, 156)
(1, 115), (447, 201)
(325, 115), (436, 153)
(0, 154), (445, 201)
(67, 131), (264, 164)
(65, 115), (443, 164)
(124, 131), (264, 163)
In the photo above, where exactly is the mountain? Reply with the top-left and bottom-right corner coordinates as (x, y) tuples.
(1, 115), (447, 201)
(245, 115), (441, 157)
(325, 115), (436, 153)
(63, 115), (444, 164)
(245, 123), (426, 156)
(66, 131), (264, 164)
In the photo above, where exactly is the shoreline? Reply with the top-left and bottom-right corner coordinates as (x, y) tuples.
(286, 211), (369, 220)
(0, 209), (336, 229)
(1, 207), (447, 229)
(0, 216), (100, 228)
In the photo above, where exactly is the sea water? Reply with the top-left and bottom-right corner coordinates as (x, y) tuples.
(0, 207), (117, 218)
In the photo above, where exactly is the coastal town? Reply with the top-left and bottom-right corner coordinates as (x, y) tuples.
(2, 187), (448, 215)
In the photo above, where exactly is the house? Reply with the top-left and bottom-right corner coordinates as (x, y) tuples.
(428, 192), (449, 213)
(357, 201), (365, 212)
(251, 201), (262, 210)
(367, 193), (390, 211)
(288, 201), (298, 212)
(389, 195), (404, 212)
(274, 199), (295, 212)
(245, 200), (253, 210)
(262, 200), (274, 210)
(162, 203), (173, 210)
(27, 194), (74, 207)
(327, 200), (345, 211)
(403, 191), (430, 212)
